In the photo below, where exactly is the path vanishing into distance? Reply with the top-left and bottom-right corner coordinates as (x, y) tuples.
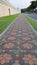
(0, 14), (37, 65)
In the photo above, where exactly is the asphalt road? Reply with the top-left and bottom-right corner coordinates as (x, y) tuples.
(25, 13), (37, 20)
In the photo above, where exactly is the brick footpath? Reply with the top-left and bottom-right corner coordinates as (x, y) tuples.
(0, 14), (37, 65)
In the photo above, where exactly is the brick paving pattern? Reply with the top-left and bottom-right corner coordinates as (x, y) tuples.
(0, 14), (37, 65)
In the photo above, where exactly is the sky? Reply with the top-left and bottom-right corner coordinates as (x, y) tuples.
(7, 0), (33, 9)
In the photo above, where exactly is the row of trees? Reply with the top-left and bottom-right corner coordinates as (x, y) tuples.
(21, 0), (37, 13)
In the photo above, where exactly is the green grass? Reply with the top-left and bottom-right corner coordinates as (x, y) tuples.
(0, 14), (18, 34)
(25, 15), (37, 31)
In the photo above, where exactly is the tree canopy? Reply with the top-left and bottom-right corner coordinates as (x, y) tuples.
(21, 0), (37, 13)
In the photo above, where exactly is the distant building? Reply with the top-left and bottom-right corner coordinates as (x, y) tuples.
(0, 0), (20, 17)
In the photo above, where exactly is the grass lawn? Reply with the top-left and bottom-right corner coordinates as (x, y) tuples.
(0, 14), (18, 34)
(25, 15), (37, 31)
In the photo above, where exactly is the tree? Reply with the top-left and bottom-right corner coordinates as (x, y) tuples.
(21, 0), (37, 13)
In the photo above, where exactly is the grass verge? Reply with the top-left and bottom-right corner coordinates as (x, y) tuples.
(25, 15), (37, 31)
(0, 14), (18, 34)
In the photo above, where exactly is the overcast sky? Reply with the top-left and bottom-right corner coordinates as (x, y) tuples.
(7, 0), (34, 9)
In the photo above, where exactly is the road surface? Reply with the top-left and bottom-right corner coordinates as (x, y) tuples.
(25, 13), (37, 20)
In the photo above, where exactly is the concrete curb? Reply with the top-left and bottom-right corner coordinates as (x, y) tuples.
(0, 15), (19, 37)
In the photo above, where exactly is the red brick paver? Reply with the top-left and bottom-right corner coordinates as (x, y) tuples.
(0, 14), (37, 65)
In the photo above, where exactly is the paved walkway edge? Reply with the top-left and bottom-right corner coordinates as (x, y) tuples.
(24, 15), (37, 35)
(0, 15), (19, 37)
